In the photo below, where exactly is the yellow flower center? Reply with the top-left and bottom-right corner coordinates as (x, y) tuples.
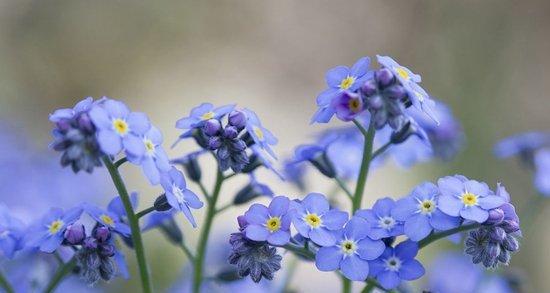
(112, 118), (129, 136)
(201, 111), (215, 120)
(48, 220), (64, 235)
(253, 126), (265, 141)
(461, 192), (478, 207)
(348, 97), (362, 113)
(340, 240), (357, 255)
(266, 217), (281, 232)
(305, 213), (322, 228)
(100, 214), (115, 226)
(395, 67), (410, 80)
(419, 199), (436, 215)
(144, 139), (155, 154)
(339, 76), (356, 90)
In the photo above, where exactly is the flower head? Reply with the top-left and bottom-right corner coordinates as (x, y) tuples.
(242, 109), (278, 159)
(494, 131), (550, 160)
(0, 204), (25, 258)
(356, 197), (404, 240)
(84, 204), (131, 236)
(160, 167), (203, 227)
(127, 125), (171, 185)
(369, 241), (425, 290)
(315, 216), (385, 281)
(26, 207), (83, 253)
(243, 196), (292, 246)
(391, 182), (461, 241)
(437, 176), (506, 223)
(534, 149), (550, 196)
(312, 57), (372, 123)
(331, 91), (366, 121)
(175, 103), (235, 131)
(89, 98), (151, 157)
(291, 193), (348, 246)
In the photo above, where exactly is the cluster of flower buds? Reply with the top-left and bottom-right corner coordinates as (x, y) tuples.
(201, 110), (250, 172)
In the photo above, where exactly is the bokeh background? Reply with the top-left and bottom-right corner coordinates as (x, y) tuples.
(0, 1), (549, 292)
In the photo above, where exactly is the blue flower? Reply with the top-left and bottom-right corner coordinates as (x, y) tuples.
(83, 204), (131, 236)
(127, 125), (171, 185)
(160, 167), (203, 227)
(242, 108), (278, 159)
(243, 196), (292, 246)
(26, 207), (83, 253)
(0, 204), (25, 258)
(391, 182), (461, 241)
(291, 193), (348, 246)
(331, 91), (365, 121)
(437, 176), (506, 223)
(494, 131), (550, 159)
(49, 97), (97, 122)
(282, 159), (307, 190)
(89, 98), (151, 157)
(312, 57), (372, 123)
(534, 149), (550, 196)
(175, 103), (235, 131)
(233, 174), (274, 205)
(315, 216), (385, 281)
(369, 240), (425, 290)
(376, 55), (437, 122)
(356, 197), (404, 240)
(427, 252), (483, 293)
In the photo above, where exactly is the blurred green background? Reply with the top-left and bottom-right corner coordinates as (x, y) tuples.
(0, 1), (548, 292)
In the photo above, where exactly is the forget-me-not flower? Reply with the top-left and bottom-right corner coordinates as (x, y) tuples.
(175, 103), (235, 131)
(26, 207), (83, 253)
(127, 125), (171, 185)
(242, 108), (278, 159)
(84, 204), (131, 236)
(160, 167), (203, 227)
(356, 197), (404, 240)
(243, 196), (292, 246)
(0, 204), (25, 258)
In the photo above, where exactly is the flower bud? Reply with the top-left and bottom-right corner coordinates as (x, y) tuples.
(500, 219), (520, 234)
(93, 226), (111, 243)
(208, 136), (222, 150)
(366, 95), (384, 110)
(361, 79), (378, 96)
(309, 152), (336, 178)
(483, 242), (500, 268)
(203, 119), (222, 136)
(98, 243), (116, 257)
(375, 68), (394, 87)
(64, 224), (86, 245)
(99, 258), (116, 281)
(175, 154), (202, 182)
(223, 126), (239, 139)
(233, 181), (273, 205)
(486, 208), (505, 225)
(489, 227), (506, 242)
(230, 139), (247, 152)
(385, 85), (407, 100)
(83, 237), (98, 249)
(502, 235), (519, 251)
(237, 215), (248, 230)
(154, 194), (172, 212)
(228, 110), (247, 128)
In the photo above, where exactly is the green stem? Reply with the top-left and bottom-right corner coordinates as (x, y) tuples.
(352, 119), (376, 211)
(197, 181), (210, 202)
(44, 257), (77, 293)
(114, 156), (128, 168)
(342, 276), (352, 293)
(418, 223), (481, 249)
(103, 157), (152, 293)
(334, 177), (353, 200)
(0, 270), (14, 293)
(372, 141), (392, 160)
(192, 170), (224, 293)
(361, 278), (388, 293)
(179, 242), (195, 262)
(215, 202), (232, 214)
(136, 206), (156, 219)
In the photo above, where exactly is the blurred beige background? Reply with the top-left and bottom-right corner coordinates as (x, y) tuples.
(0, 0), (549, 292)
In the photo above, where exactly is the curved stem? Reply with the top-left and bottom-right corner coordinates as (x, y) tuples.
(197, 181), (210, 202)
(44, 257), (77, 293)
(372, 141), (392, 160)
(418, 223), (482, 249)
(192, 170), (224, 293)
(352, 119), (376, 211)
(103, 157), (152, 293)
(136, 206), (156, 219)
(114, 156), (128, 168)
(0, 270), (14, 293)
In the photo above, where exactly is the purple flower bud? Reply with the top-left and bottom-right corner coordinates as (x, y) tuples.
(98, 243), (116, 257)
(502, 235), (519, 251)
(83, 237), (98, 249)
(230, 139), (247, 152)
(77, 113), (94, 132)
(486, 208), (505, 225)
(64, 224), (86, 245)
(500, 219), (520, 234)
(237, 215), (248, 230)
(489, 227), (506, 242)
(217, 146), (230, 160)
(93, 226), (111, 243)
(375, 68), (394, 87)
(203, 119), (222, 136)
(228, 110), (247, 128)
(208, 136), (222, 150)
(361, 79), (377, 96)
(366, 95), (384, 110)
(223, 126), (239, 139)
(385, 85), (407, 100)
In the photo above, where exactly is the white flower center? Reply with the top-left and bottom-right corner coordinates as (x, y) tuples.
(384, 256), (402, 272)
(378, 216), (396, 230)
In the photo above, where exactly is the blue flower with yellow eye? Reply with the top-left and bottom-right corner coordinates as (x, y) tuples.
(26, 207), (83, 253)
(242, 108), (278, 159)
(175, 103), (235, 131)
(243, 196), (292, 246)
(83, 204), (131, 236)
(127, 125), (171, 185)
(89, 98), (151, 157)
(312, 56), (372, 123)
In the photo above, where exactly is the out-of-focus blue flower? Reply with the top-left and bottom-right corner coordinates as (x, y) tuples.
(427, 252), (483, 293)
(242, 109), (278, 159)
(49, 97), (97, 122)
(175, 103), (235, 131)
(315, 216), (385, 281)
(127, 125), (171, 185)
(312, 57), (372, 123)
(89, 98), (151, 157)
(233, 174), (274, 205)
(249, 145), (284, 180)
(282, 159), (307, 190)
(0, 204), (25, 258)
(356, 197), (404, 240)
(368, 240), (425, 290)
(292, 143), (336, 178)
(437, 176), (505, 223)
(291, 193), (348, 246)
(160, 167), (203, 227)
(26, 207), (83, 253)
(376, 55), (437, 122)
(534, 149), (550, 196)
(494, 131), (550, 160)
(243, 196), (292, 246)
(83, 204), (131, 236)
(391, 182), (461, 241)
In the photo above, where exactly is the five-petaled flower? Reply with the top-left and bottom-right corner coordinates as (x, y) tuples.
(243, 196), (292, 246)
(175, 103), (235, 131)
(27, 207), (83, 253)
(127, 125), (171, 185)
(369, 240), (425, 289)
(356, 197), (404, 240)
(84, 203), (131, 236)
(160, 167), (203, 227)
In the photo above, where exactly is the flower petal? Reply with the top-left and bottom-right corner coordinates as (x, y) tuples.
(245, 225), (269, 242)
(437, 195), (462, 217)
(315, 246), (342, 271)
(322, 210), (348, 230)
(429, 209), (461, 231)
(391, 197), (417, 221)
(267, 230), (290, 246)
(356, 238), (385, 260)
(325, 66), (350, 88)
(460, 206), (489, 223)
(398, 259), (425, 281)
(268, 196), (289, 217)
(97, 130), (122, 155)
(377, 271), (400, 289)
(404, 214), (432, 241)
(309, 228), (336, 246)
(340, 255), (370, 281)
